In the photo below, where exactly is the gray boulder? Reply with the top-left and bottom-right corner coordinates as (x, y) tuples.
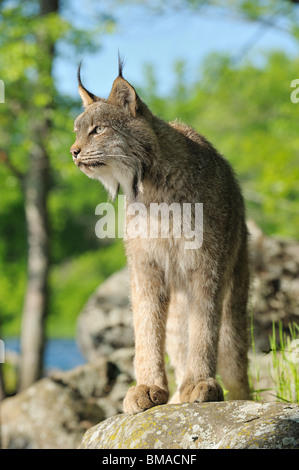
(76, 267), (133, 361)
(0, 350), (134, 449)
(248, 220), (299, 351)
(79, 401), (299, 449)
(0, 376), (103, 449)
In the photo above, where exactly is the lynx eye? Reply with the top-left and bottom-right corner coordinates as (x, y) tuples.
(93, 126), (105, 135)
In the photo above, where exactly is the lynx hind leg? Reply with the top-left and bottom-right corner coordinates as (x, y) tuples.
(166, 291), (188, 403)
(218, 248), (251, 400)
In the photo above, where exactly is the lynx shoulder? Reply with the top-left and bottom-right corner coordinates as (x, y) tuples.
(71, 58), (251, 413)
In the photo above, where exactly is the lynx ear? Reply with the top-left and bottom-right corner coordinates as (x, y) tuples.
(77, 62), (99, 108)
(107, 76), (138, 117)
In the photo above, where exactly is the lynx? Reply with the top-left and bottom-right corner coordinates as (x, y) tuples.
(71, 58), (251, 414)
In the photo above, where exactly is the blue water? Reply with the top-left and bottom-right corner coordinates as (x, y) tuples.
(4, 338), (86, 371)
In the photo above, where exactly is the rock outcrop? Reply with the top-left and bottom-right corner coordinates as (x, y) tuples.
(79, 401), (299, 449)
(0, 376), (102, 449)
(0, 349), (134, 449)
(248, 220), (299, 351)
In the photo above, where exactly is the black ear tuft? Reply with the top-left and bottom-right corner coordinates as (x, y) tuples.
(77, 60), (99, 107)
(118, 51), (125, 78)
(77, 60), (84, 88)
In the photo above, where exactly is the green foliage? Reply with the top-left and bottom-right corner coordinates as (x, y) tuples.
(1, 359), (18, 396)
(250, 321), (299, 403)
(268, 321), (299, 403)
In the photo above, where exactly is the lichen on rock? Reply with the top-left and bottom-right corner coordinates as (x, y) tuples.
(79, 401), (299, 449)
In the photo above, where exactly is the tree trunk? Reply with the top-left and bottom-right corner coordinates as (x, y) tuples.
(18, 140), (50, 391)
(18, 0), (58, 391)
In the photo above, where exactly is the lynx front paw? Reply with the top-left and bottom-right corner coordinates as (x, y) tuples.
(180, 378), (224, 403)
(123, 384), (169, 414)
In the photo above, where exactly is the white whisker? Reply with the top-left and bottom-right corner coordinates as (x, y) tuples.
(106, 154), (131, 158)
(81, 153), (130, 159)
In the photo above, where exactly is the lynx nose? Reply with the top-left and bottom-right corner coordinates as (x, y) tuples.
(70, 147), (80, 158)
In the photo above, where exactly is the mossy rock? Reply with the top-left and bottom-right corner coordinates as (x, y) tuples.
(79, 401), (299, 449)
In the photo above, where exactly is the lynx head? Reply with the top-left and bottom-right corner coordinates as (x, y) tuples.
(71, 57), (157, 201)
